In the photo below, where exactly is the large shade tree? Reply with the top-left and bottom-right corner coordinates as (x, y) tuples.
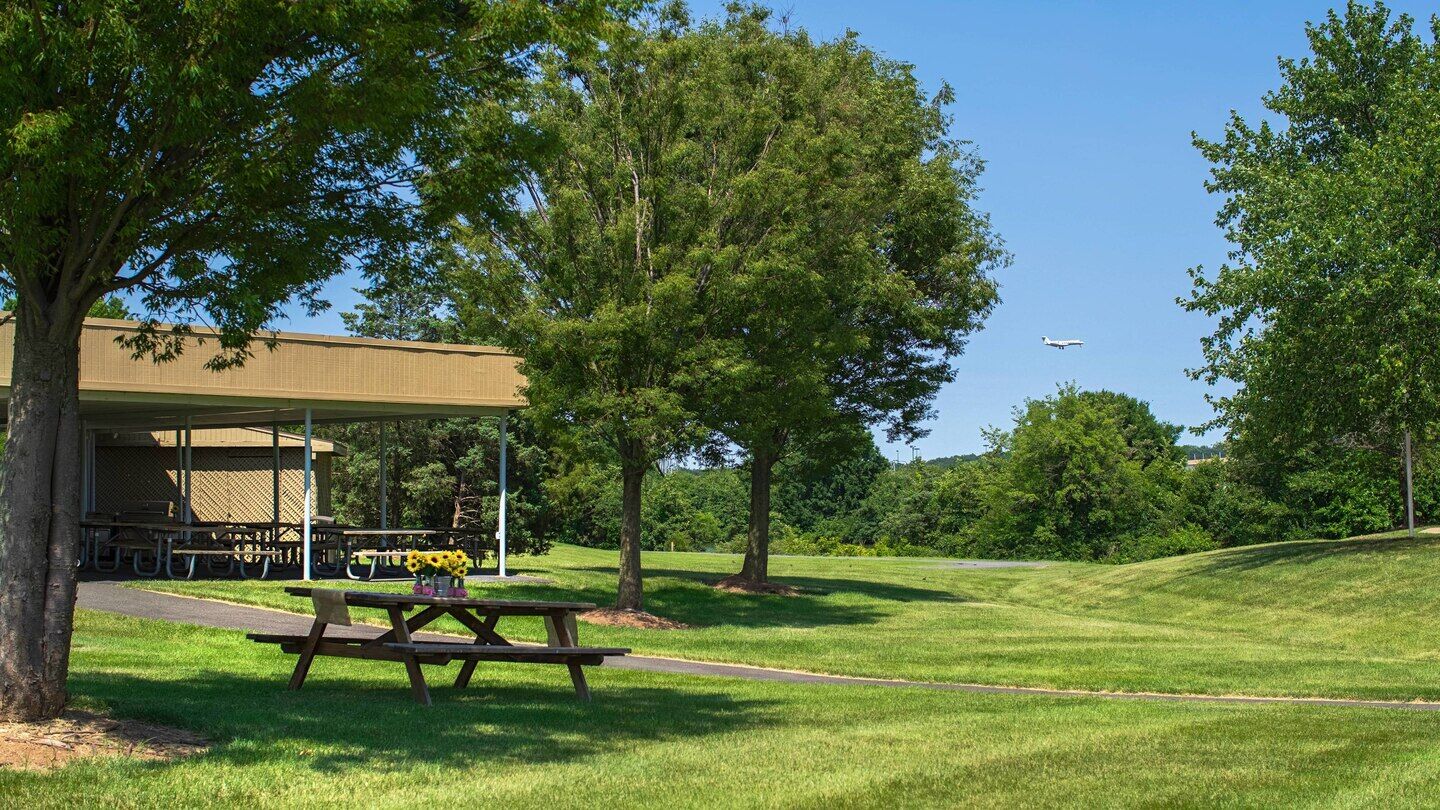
(688, 8), (1005, 587)
(0, 0), (606, 720)
(450, 6), (720, 612)
(1183, 1), (1440, 529)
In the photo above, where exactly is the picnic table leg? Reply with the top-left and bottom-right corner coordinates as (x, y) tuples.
(387, 606), (431, 706)
(288, 619), (329, 690)
(453, 613), (504, 689)
(343, 539), (367, 581)
(549, 610), (590, 702)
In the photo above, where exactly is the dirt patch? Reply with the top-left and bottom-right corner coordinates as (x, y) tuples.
(713, 575), (802, 596)
(0, 709), (208, 772)
(580, 608), (690, 630)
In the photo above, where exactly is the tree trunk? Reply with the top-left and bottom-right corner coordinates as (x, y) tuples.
(0, 313), (84, 721)
(738, 446), (777, 584)
(616, 463), (645, 611)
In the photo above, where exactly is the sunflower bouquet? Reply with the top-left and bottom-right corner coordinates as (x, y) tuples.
(406, 549), (472, 597)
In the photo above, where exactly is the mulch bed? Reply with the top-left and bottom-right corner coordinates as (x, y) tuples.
(713, 575), (802, 596)
(579, 608), (690, 630)
(0, 709), (208, 772)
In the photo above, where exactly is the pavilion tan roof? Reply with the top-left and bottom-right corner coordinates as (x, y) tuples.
(0, 315), (527, 430)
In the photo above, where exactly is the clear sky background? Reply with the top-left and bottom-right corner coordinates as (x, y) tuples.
(278, 0), (1435, 460)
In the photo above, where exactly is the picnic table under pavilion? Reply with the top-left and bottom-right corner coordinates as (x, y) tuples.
(0, 314), (529, 580)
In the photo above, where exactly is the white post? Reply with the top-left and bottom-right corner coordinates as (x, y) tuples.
(80, 427), (91, 516)
(174, 428), (183, 517)
(272, 421), (281, 526)
(88, 430), (98, 512)
(378, 422), (388, 530)
(497, 411), (508, 578)
(1405, 428), (1416, 537)
(182, 416), (193, 524)
(303, 408), (313, 581)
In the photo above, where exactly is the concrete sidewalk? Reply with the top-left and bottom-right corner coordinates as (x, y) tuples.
(76, 581), (1440, 712)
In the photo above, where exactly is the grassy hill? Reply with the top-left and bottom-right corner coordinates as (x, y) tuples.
(136, 532), (1440, 701)
(995, 531), (1440, 658)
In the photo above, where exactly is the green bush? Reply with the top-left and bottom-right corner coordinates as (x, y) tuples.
(974, 386), (1187, 561)
(1107, 526), (1219, 564)
(1180, 459), (1294, 548)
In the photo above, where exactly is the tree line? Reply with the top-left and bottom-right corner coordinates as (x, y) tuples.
(326, 382), (1440, 566)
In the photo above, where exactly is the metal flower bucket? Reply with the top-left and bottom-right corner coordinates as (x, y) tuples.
(433, 574), (453, 597)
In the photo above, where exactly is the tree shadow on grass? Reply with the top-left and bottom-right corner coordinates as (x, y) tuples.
(1166, 534), (1440, 579)
(549, 566), (972, 630)
(578, 566), (964, 602)
(68, 668), (778, 775)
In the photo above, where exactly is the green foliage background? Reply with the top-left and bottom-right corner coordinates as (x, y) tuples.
(324, 381), (1437, 564)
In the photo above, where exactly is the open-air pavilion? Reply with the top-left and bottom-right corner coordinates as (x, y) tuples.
(0, 315), (527, 579)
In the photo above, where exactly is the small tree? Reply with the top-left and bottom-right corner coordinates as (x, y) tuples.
(451, 7), (715, 611)
(0, 0), (605, 721)
(1183, 2), (1440, 529)
(688, 9), (1005, 587)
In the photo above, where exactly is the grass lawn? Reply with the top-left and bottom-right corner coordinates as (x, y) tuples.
(134, 533), (1440, 701)
(6, 610), (1440, 808)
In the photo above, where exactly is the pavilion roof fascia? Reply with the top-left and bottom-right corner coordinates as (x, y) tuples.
(95, 426), (345, 455)
(0, 314), (527, 431)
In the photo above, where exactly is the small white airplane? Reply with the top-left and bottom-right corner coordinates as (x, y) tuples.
(1042, 336), (1085, 350)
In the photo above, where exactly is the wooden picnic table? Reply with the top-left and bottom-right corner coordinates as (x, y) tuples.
(315, 528), (441, 537)
(79, 519), (275, 578)
(249, 588), (629, 705)
(309, 526), (491, 580)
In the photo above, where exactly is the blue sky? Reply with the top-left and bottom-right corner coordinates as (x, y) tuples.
(279, 1), (1434, 459)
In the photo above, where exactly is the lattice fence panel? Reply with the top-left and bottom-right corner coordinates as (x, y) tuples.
(94, 447), (181, 516)
(95, 446), (321, 523)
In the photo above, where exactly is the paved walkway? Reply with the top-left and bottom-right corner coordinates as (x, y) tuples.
(77, 582), (1440, 712)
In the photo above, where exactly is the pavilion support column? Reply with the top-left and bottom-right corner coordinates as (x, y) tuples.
(182, 416), (193, 524)
(174, 428), (183, 518)
(497, 411), (508, 578)
(272, 421), (281, 527)
(79, 426), (90, 517)
(378, 422), (388, 531)
(87, 430), (97, 513)
(303, 408), (313, 581)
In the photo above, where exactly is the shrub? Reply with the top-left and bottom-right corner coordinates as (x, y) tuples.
(1108, 526), (1219, 564)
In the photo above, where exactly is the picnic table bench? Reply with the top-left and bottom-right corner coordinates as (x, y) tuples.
(80, 519), (277, 578)
(308, 527), (491, 580)
(248, 587), (629, 705)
